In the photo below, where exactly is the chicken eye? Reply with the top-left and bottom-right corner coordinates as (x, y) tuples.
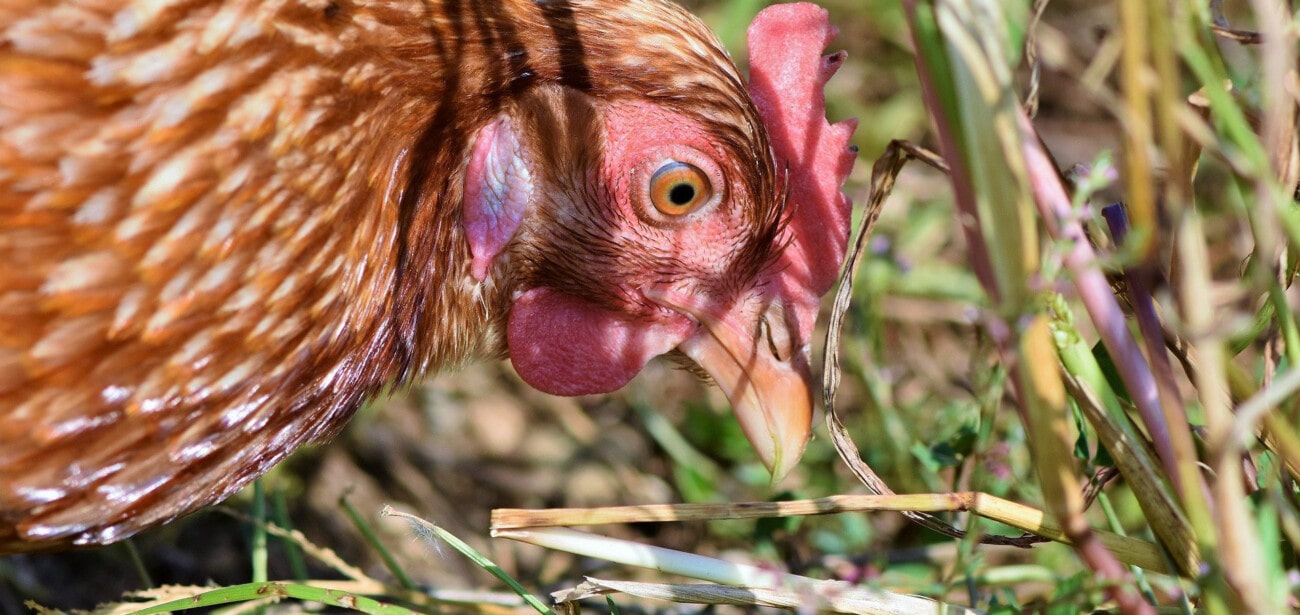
(649, 162), (711, 216)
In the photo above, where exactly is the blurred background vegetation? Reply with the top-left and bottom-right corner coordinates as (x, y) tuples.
(3, 0), (1297, 613)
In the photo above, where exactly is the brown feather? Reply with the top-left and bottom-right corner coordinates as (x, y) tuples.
(0, 0), (778, 551)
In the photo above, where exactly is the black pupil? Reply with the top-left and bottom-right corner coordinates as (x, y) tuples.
(668, 183), (695, 206)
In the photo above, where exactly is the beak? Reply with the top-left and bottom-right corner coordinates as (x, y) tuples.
(651, 289), (813, 482)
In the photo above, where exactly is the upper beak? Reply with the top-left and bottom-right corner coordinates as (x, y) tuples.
(651, 289), (813, 482)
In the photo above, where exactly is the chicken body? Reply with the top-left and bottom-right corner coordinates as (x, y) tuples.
(0, 0), (854, 552)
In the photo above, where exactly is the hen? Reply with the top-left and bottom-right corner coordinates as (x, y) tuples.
(0, 0), (856, 552)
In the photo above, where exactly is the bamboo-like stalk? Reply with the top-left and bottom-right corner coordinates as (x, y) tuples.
(493, 494), (1169, 574)
(1178, 210), (1271, 614)
(1149, 0), (1188, 218)
(1246, 0), (1296, 264)
(1117, 0), (1157, 255)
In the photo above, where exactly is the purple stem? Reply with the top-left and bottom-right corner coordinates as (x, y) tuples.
(1023, 119), (1184, 499)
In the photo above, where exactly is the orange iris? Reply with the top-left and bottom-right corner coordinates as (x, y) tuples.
(649, 162), (711, 216)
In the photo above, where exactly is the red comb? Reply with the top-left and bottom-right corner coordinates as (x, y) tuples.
(747, 3), (858, 346)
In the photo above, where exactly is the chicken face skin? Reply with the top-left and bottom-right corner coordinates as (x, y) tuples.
(461, 86), (810, 479)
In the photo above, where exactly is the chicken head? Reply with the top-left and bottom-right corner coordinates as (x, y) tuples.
(463, 5), (855, 480)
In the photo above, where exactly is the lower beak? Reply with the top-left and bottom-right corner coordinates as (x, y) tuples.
(653, 289), (813, 482)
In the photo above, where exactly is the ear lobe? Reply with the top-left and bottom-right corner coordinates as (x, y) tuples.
(463, 115), (534, 281)
(507, 288), (695, 396)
